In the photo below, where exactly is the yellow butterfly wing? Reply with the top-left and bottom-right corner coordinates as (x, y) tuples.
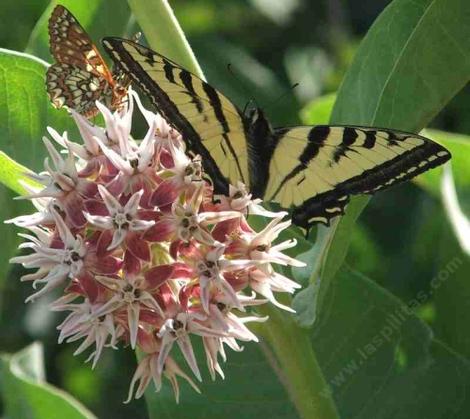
(102, 37), (249, 195)
(102, 37), (451, 228)
(265, 126), (450, 226)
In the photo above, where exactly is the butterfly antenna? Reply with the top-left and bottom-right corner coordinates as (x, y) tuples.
(227, 63), (257, 113)
(264, 82), (299, 112)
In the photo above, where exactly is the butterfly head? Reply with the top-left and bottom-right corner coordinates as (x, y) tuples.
(246, 107), (272, 140)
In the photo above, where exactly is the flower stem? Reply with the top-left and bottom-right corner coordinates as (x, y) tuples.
(256, 305), (340, 419)
(127, 0), (204, 78)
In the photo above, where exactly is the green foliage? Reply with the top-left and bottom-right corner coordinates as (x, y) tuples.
(0, 152), (40, 195)
(143, 341), (298, 419)
(296, 0), (470, 330)
(333, 0), (470, 129)
(314, 267), (470, 419)
(0, 343), (95, 419)
(128, 0), (203, 78)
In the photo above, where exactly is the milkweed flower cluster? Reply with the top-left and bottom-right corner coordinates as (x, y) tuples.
(7, 90), (304, 402)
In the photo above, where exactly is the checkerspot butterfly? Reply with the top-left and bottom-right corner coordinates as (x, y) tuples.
(46, 5), (130, 118)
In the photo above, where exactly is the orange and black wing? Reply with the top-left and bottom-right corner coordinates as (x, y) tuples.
(46, 5), (121, 117)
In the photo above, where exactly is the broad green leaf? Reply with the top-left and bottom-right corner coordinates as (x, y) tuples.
(333, 0), (470, 128)
(298, 0), (470, 327)
(128, 0), (204, 78)
(26, 0), (132, 61)
(314, 267), (470, 418)
(0, 343), (96, 419)
(143, 340), (299, 419)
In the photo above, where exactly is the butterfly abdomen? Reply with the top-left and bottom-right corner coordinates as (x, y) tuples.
(245, 108), (278, 198)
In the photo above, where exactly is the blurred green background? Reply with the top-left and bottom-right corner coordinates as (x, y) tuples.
(0, 1), (469, 418)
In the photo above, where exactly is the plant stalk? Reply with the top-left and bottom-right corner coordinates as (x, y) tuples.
(256, 305), (340, 419)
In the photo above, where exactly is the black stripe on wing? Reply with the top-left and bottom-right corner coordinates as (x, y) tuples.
(267, 125), (331, 200)
(102, 37), (232, 195)
(201, 82), (246, 184)
(291, 136), (450, 228)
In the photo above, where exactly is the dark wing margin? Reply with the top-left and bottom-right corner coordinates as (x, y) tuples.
(102, 37), (251, 196)
(265, 126), (451, 228)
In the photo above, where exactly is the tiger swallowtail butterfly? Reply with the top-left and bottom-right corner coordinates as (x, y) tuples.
(102, 37), (451, 229)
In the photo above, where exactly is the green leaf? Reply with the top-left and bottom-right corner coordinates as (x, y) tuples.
(143, 341), (299, 419)
(0, 343), (96, 419)
(314, 267), (470, 418)
(299, 0), (470, 327)
(0, 49), (78, 171)
(127, 0), (204, 78)
(333, 0), (470, 128)
(26, 0), (132, 62)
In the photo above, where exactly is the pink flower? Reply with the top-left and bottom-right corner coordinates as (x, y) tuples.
(23, 138), (97, 227)
(95, 116), (158, 202)
(10, 210), (120, 303)
(150, 144), (203, 210)
(216, 181), (285, 218)
(157, 309), (227, 381)
(93, 265), (174, 348)
(154, 185), (241, 244)
(52, 297), (124, 368)
(126, 330), (200, 403)
(194, 244), (258, 313)
(84, 186), (154, 251)
(7, 91), (305, 403)
(10, 210), (87, 302)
